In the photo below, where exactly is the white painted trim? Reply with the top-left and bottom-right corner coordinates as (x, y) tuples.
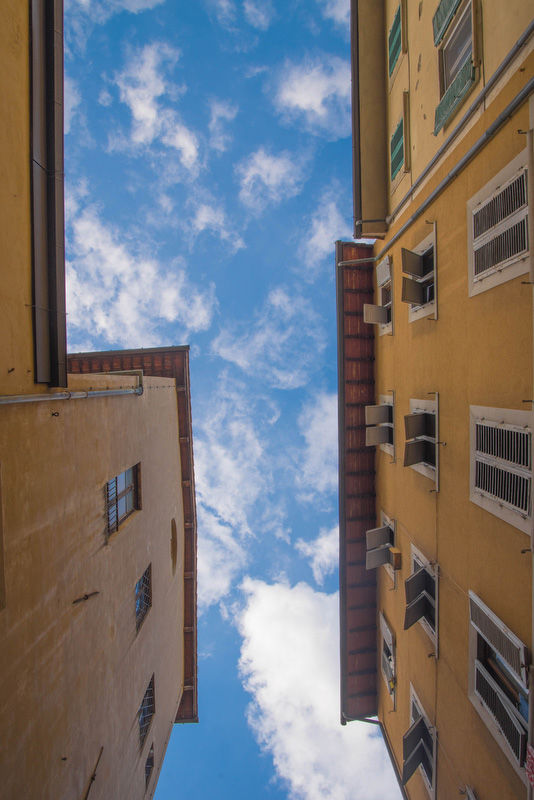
(377, 257), (394, 337)
(379, 612), (396, 708)
(407, 228), (438, 323)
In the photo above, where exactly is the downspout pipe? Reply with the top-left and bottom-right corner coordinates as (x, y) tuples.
(528, 116), (534, 800)
(337, 78), (534, 270)
(0, 385), (143, 406)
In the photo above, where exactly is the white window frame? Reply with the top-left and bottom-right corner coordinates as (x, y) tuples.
(407, 544), (439, 652)
(469, 405), (532, 535)
(405, 396), (439, 488)
(439, 0), (473, 95)
(381, 510), (397, 581)
(467, 150), (530, 296)
(468, 591), (529, 783)
(402, 226), (437, 323)
(377, 256), (393, 336)
(407, 685), (436, 797)
(380, 612), (396, 708)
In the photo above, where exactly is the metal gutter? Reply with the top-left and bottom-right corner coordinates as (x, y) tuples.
(340, 78), (534, 269)
(387, 19), (534, 226)
(0, 377), (144, 406)
(350, 0), (363, 239)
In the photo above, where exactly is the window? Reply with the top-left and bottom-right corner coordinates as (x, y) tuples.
(469, 591), (529, 775)
(404, 548), (438, 647)
(135, 565), (152, 631)
(366, 511), (400, 577)
(145, 744), (154, 791)
(404, 396), (439, 487)
(363, 257), (393, 334)
(380, 613), (396, 705)
(467, 151), (529, 295)
(388, 6), (402, 76)
(391, 93), (410, 185)
(138, 675), (155, 747)
(470, 406), (532, 534)
(401, 228), (437, 322)
(106, 464), (140, 534)
(365, 393), (395, 458)
(402, 687), (436, 794)
(433, 0), (477, 134)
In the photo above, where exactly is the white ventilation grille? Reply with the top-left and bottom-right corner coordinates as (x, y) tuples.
(472, 169), (529, 280)
(469, 593), (526, 685)
(474, 420), (532, 517)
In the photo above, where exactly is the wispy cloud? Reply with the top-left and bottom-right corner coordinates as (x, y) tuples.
(236, 147), (307, 212)
(209, 0), (238, 27)
(295, 392), (338, 502)
(300, 188), (352, 281)
(66, 196), (216, 350)
(273, 55), (350, 139)
(243, 0), (275, 30)
(67, 0), (165, 21)
(64, 75), (81, 135)
(316, 0), (350, 27)
(237, 579), (402, 799)
(195, 375), (282, 609)
(112, 43), (200, 171)
(189, 199), (245, 253)
(212, 288), (326, 390)
(208, 99), (239, 153)
(296, 525), (338, 584)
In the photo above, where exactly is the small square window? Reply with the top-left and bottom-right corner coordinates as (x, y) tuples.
(106, 464), (140, 535)
(139, 675), (155, 747)
(401, 228), (437, 322)
(404, 549), (438, 648)
(145, 743), (154, 791)
(404, 396), (439, 488)
(135, 565), (152, 631)
(402, 687), (436, 794)
(363, 257), (393, 335)
(365, 394), (395, 458)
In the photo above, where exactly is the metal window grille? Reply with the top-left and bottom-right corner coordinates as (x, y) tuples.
(106, 465), (139, 534)
(473, 172), (527, 239)
(388, 6), (402, 76)
(474, 460), (531, 517)
(135, 565), (152, 631)
(469, 591), (528, 687)
(474, 660), (527, 766)
(474, 218), (528, 277)
(390, 118), (404, 180)
(145, 744), (154, 790)
(475, 421), (531, 470)
(138, 676), (155, 746)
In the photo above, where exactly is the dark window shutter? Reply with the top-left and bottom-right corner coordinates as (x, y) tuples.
(432, 0), (462, 44)
(388, 6), (402, 76)
(402, 247), (425, 277)
(390, 118), (404, 180)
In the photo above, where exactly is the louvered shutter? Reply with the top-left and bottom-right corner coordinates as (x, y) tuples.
(432, 0), (462, 44)
(405, 412), (434, 439)
(366, 526), (393, 549)
(434, 57), (475, 134)
(376, 257), (391, 287)
(402, 248), (425, 277)
(402, 716), (434, 785)
(474, 660), (527, 766)
(388, 6), (402, 76)
(366, 426), (391, 446)
(366, 404), (392, 425)
(363, 304), (389, 324)
(391, 118), (404, 180)
(469, 591), (528, 687)
(402, 276), (425, 305)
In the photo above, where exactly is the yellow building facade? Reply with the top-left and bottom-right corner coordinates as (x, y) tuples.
(0, 3), (198, 798)
(339, 2), (534, 798)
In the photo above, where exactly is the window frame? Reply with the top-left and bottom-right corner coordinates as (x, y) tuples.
(363, 257), (393, 334)
(403, 685), (436, 797)
(138, 675), (155, 748)
(390, 92), (411, 190)
(433, 0), (478, 135)
(469, 405), (532, 535)
(365, 511), (398, 577)
(106, 463), (141, 536)
(145, 743), (154, 792)
(380, 612), (396, 708)
(365, 393), (395, 459)
(404, 396), (439, 489)
(468, 591), (529, 780)
(404, 545), (439, 651)
(467, 150), (530, 296)
(135, 564), (152, 632)
(401, 226), (438, 323)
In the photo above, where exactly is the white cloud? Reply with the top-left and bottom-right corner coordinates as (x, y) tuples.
(189, 201), (245, 253)
(195, 376), (281, 609)
(98, 88), (113, 107)
(208, 99), (239, 153)
(295, 392), (338, 501)
(67, 0), (165, 21)
(113, 43), (200, 170)
(316, 0), (349, 26)
(273, 55), (351, 139)
(64, 75), (81, 135)
(212, 288), (326, 390)
(211, 0), (237, 26)
(237, 579), (402, 800)
(301, 189), (352, 281)
(243, 0), (275, 30)
(66, 202), (216, 349)
(296, 525), (338, 584)
(236, 147), (306, 211)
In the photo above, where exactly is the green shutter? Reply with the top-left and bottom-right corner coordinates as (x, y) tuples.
(432, 0), (462, 44)
(390, 118), (404, 181)
(388, 6), (402, 76)
(434, 57), (475, 134)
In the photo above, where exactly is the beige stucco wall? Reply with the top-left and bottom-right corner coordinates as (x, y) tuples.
(0, 374), (185, 800)
(374, 39), (533, 800)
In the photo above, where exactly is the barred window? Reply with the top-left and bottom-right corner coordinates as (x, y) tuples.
(135, 565), (152, 631)
(106, 464), (140, 534)
(139, 675), (155, 746)
(145, 743), (154, 790)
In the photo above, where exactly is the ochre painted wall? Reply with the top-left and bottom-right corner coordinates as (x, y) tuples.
(0, 374), (185, 800)
(374, 24), (533, 800)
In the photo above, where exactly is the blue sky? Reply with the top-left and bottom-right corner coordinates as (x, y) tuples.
(64, 1), (401, 797)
